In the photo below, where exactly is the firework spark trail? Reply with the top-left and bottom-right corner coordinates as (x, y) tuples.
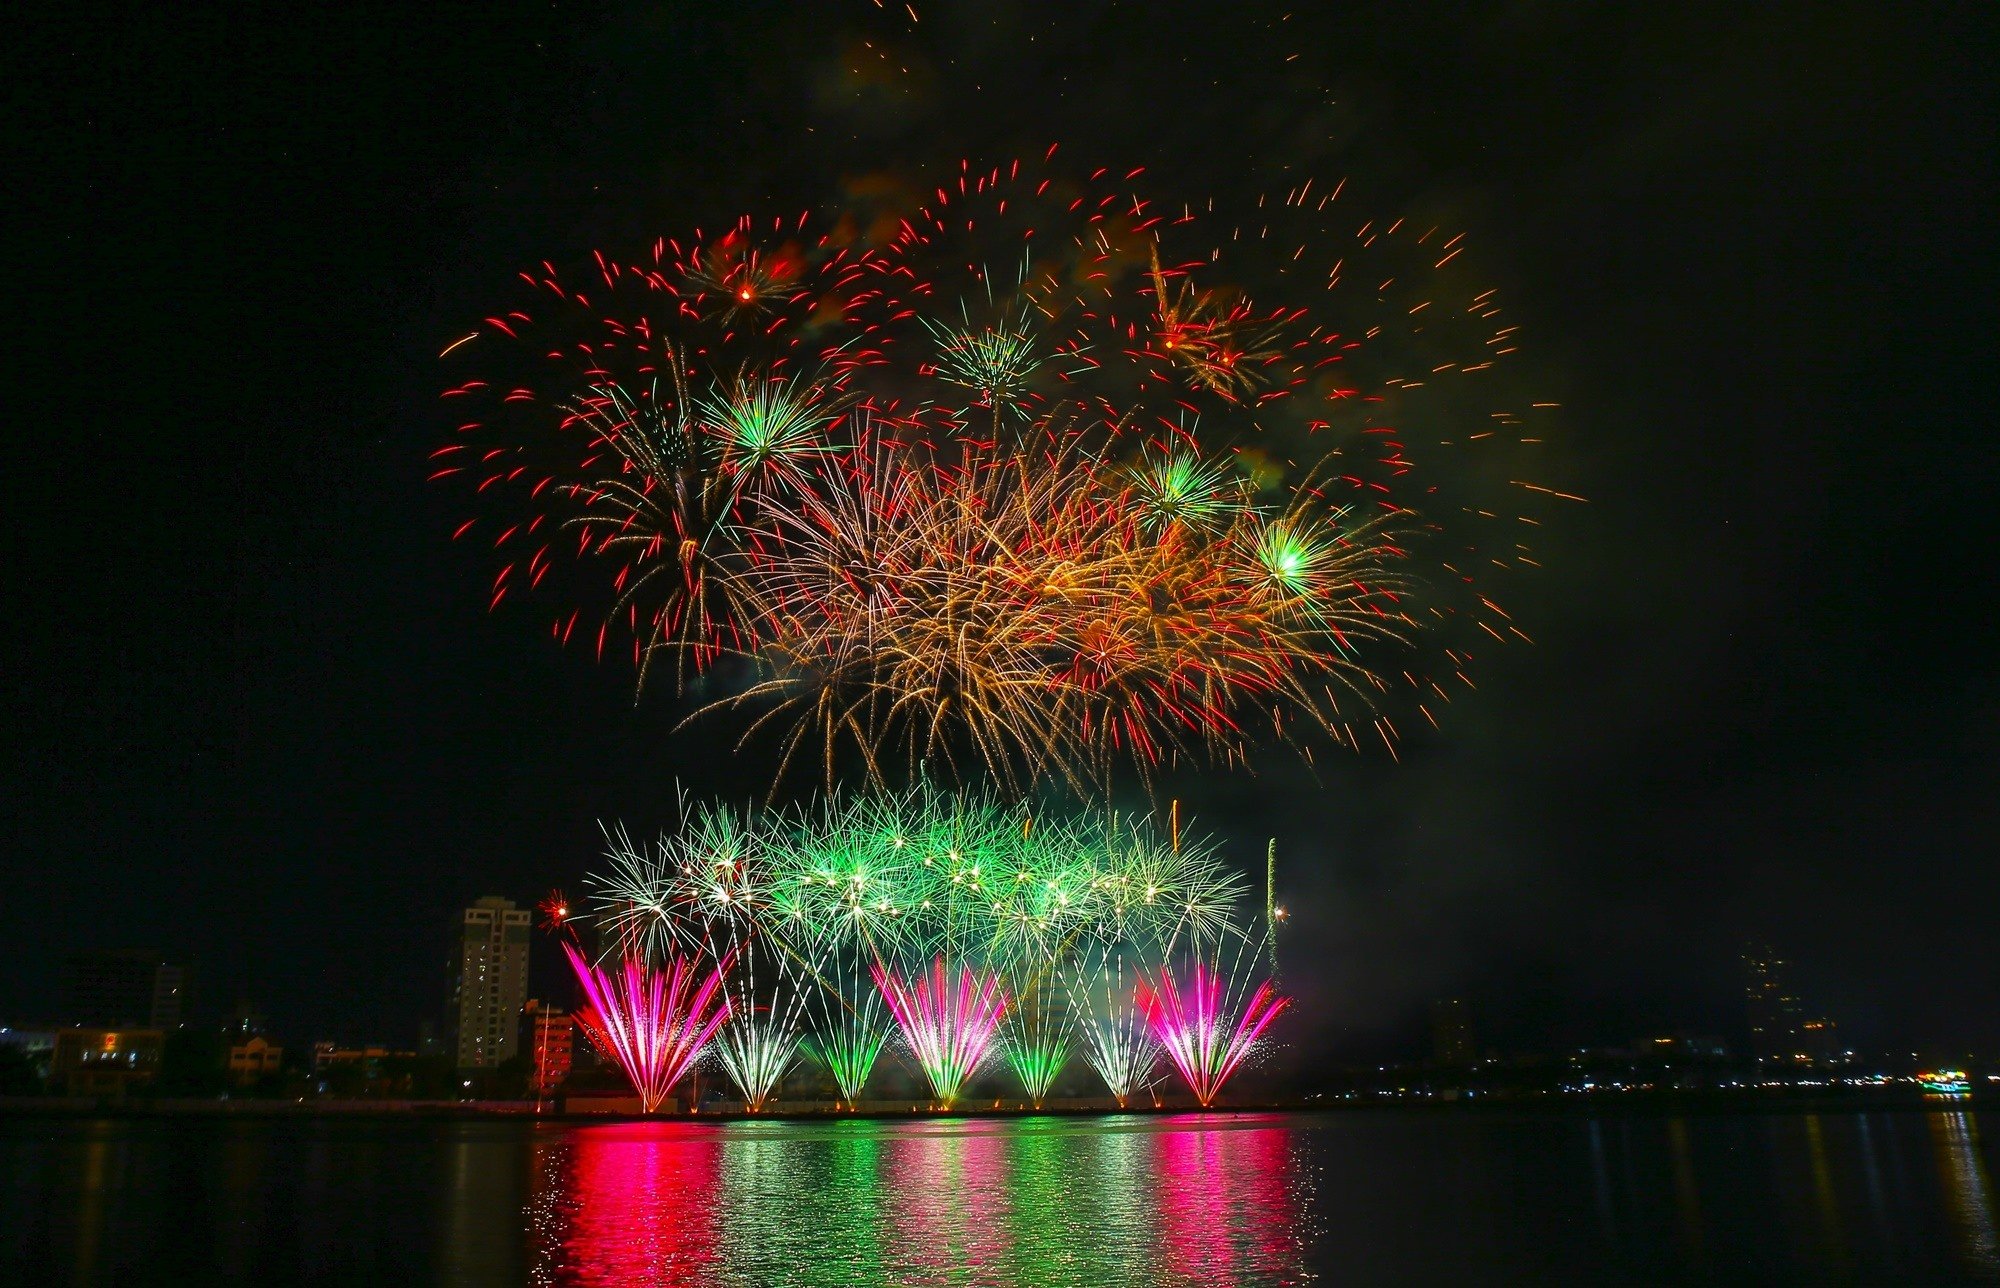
(763, 822), (900, 1106)
(1069, 948), (1161, 1107)
(712, 1015), (802, 1112)
(564, 943), (733, 1113)
(871, 958), (1009, 1107)
(1001, 981), (1074, 1107)
(799, 999), (889, 1107)
(1137, 958), (1288, 1108)
(782, 929), (892, 1108)
(710, 933), (812, 1111)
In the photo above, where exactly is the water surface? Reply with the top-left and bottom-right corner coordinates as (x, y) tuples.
(2, 1108), (1995, 1283)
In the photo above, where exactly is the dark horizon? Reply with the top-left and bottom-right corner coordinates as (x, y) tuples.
(9, 3), (1995, 1064)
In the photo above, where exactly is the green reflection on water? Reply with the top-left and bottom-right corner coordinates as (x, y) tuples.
(1001, 1120), (1147, 1283)
(716, 1123), (889, 1287)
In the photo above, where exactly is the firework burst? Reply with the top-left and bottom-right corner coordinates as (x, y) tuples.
(694, 430), (1414, 789)
(710, 933), (811, 1112)
(800, 1009), (888, 1108)
(697, 370), (847, 484)
(441, 153), (1567, 784)
(712, 1011), (803, 1112)
(1059, 944), (1160, 1107)
(1136, 957), (1287, 1108)
(923, 299), (1047, 430)
(1000, 981), (1073, 1108)
(565, 943), (734, 1114)
(873, 957), (1009, 1108)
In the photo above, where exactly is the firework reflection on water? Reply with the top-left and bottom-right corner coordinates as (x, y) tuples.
(528, 1114), (1314, 1286)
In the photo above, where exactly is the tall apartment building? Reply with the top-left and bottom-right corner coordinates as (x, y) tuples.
(1744, 943), (1796, 1059)
(449, 897), (531, 1069)
(1430, 998), (1476, 1066)
(1744, 943), (1841, 1065)
(61, 952), (186, 1028)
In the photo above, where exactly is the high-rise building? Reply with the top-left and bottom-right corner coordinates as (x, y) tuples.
(60, 952), (186, 1029)
(1744, 944), (1843, 1065)
(1431, 998), (1476, 1065)
(449, 897), (531, 1070)
(1744, 944), (1800, 1061)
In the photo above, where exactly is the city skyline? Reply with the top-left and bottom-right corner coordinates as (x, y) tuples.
(10, 918), (1978, 1079)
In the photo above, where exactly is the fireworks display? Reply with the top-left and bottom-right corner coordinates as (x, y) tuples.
(555, 788), (1282, 1109)
(446, 150), (1567, 1113)
(438, 150), (1562, 791)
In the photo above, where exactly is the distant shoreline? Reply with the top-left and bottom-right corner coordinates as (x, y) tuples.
(1, 1088), (1986, 1124)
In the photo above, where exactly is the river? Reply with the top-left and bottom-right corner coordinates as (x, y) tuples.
(3, 1107), (1996, 1283)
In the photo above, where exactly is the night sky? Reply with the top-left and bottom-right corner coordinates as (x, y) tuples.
(11, 2), (1994, 1063)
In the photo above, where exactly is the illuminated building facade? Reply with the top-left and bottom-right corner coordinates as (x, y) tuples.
(525, 1000), (576, 1093)
(449, 896), (531, 1070)
(51, 1028), (164, 1095)
(226, 1035), (284, 1085)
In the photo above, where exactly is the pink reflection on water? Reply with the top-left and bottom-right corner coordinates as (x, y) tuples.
(529, 1122), (722, 1286)
(1154, 1116), (1308, 1283)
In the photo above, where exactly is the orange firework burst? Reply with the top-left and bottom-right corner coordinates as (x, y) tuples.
(693, 423), (1413, 790)
(435, 153), (1572, 788)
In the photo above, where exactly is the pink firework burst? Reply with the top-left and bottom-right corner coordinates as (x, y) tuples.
(872, 959), (1009, 1108)
(566, 943), (733, 1113)
(1137, 961), (1288, 1107)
